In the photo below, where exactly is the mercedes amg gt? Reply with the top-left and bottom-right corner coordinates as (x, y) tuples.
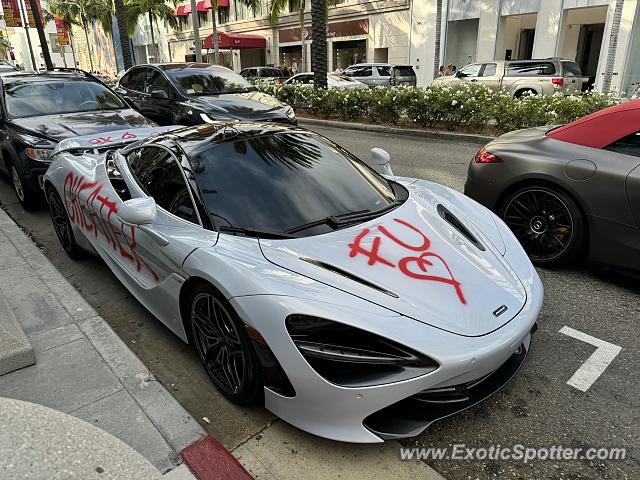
(44, 123), (542, 443)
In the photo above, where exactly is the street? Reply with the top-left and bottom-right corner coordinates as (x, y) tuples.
(0, 125), (638, 479)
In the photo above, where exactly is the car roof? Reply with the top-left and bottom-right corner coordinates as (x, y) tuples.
(348, 63), (412, 67)
(546, 99), (640, 148)
(156, 122), (304, 155)
(0, 70), (100, 84)
(140, 63), (233, 73)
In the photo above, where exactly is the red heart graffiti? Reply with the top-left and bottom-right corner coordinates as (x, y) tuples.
(121, 132), (137, 140)
(398, 251), (467, 305)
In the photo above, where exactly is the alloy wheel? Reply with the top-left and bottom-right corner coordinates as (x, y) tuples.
(502, 189), (574, 262)
(191, 292), (247, 395)
(11, 165), (24, 202)
(49, 190), (74, 253)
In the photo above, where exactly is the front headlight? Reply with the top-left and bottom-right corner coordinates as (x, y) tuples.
(286, 315), (438, 387)
(282, 104), (296, 120)
(25, 148), (54, 162)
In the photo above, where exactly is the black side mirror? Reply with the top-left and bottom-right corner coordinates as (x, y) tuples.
(151, 90), (169, 100)
(455, 70), (464, 78)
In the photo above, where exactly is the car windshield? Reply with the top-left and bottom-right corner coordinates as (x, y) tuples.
(166, 68), (257, 95)
(4, 79), (125, 118)
(190, 132), (399, 236)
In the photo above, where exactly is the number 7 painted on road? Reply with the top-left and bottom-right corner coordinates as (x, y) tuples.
(559, 326), (622, 392)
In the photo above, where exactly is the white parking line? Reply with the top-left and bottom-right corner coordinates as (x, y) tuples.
(559, 326), (622, 392)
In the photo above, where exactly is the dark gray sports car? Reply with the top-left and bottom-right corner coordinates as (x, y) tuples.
(465, 100), (640, 270)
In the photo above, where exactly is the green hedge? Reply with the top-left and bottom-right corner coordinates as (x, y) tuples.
(257, 82), (621, 135)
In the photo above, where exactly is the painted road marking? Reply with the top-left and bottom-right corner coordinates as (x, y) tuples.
(559, 326), (622, 392)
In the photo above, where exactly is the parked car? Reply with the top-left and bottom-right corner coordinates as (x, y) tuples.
(435, 58), (586, 97)
(240, 66), (286, 84)
(0, 69), (153, 209)
(115, 63), (296, 126)
(342, 63), (417, 88)
(285, 72), (368, 89)
(45, 122), (541, 443)
(0, 62), (18, 74)
(465, 99), (640, 269)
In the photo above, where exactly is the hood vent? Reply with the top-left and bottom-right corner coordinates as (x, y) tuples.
(437, 204), (485, 252)
(300, 257), (399, 298)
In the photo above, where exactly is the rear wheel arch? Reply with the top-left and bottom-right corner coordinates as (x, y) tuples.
(514, 87), (538, 98)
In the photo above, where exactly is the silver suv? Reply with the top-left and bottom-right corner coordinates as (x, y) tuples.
(434, 59), (585, 97)
(342, 63), (417, 88)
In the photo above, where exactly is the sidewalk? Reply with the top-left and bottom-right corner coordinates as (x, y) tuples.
(0, 206), (210, 478)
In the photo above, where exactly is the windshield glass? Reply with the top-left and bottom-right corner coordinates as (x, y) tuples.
(190, 132), (398, 236)
(4, 79), (125, 118)
(166, 68), (256, 95)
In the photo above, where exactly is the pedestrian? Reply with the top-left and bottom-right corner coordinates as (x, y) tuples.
(291, 59), (298, 75)
(451, 65), (457, 75)
(445, 64), (453, 76)
(334, 65), (343, 74)
(281, 65), (290, 77)
(438, 65), (445, 77)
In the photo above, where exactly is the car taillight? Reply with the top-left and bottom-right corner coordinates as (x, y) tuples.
(552, 77), (564, 86)
(474, 147), (502, 164)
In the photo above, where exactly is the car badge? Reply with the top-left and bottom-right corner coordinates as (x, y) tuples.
(493, 305), (508, 317)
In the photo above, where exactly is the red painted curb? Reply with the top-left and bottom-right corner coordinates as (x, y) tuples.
(182, 436), (253, 480)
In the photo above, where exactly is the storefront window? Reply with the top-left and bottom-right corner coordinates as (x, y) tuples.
(280, 46), (302, 70)
(219, 6), (230, 24)
(332, 40), (366, 70)
(198, 11), (209, 28)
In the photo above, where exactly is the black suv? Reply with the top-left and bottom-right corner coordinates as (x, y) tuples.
(114, 63), (296, 126)
(0, 69), (153, 209)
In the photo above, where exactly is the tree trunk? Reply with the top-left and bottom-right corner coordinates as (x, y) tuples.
(82, 17), (95, 72)
(148, 11), (157, 61)
(433, 0), (442, 79)
(114, 0), (133, 69)
(212, 7), (219, 64)
(310, 0), (327, 88)
(29, 0), (53, 69)
(298, 0), (305, 72)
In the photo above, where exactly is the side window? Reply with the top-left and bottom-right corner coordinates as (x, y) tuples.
(506, 62), (556, 76)
(145, 70), (171, 95)
(347, 66), (371, 77)
(122, 68), (146, 92)
(377, 66), (391, 77)
(460, 64), (481, 77)
(605, 132), (640, 158)
(127, 146), (199, 224)
(481, 63), (497, 77)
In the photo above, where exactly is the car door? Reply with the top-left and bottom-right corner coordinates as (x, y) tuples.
(115, 67), (147, 111)
(375, 66), (392, 87)
(141, 69), (174, 124)
(476, 63), (501, 91)
(457, 63), (482, 83)
(344, 66), (373, 87)
(603, 132), (640, 226)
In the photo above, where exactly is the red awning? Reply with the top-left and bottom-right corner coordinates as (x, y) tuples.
(196, 0), (208, 11)
(217, 0), (229, 6)
(203, 32), (266, 49)
(175, 4), (190, 15)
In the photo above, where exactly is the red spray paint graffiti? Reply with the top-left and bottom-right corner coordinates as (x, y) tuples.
(63, 172), (159, 282)
(348, 218), (466, 305)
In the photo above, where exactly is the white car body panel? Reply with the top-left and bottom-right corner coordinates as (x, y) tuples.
(44, 125), (543, 443)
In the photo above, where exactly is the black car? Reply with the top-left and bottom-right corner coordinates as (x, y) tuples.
(114, 63), (296, 126)
(0, 70), (153, 209)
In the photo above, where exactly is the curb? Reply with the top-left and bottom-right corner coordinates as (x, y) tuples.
(298, 117), (495, 145)
(182, 437), (253, 480)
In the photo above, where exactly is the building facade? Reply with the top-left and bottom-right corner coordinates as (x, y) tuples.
(160, 0), (640, 94)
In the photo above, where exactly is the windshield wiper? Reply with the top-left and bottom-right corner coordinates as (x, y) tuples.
(285, 202), (403, 235)
(219, 225), (296, 239)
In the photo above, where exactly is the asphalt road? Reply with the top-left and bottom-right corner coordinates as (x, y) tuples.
(1, 124), (638, 480)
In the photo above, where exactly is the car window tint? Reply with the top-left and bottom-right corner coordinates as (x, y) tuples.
(605, 132), (640, 158)
(562, 61), (582, 77)
(393, 66), (415, 77)
(145, 70), (172, 95)
(377, 66), (391, 76)
(260, 68), (282, 77)
(191, 132), (398, 235)
(481, 63), (497, 76)
(460, 64), (481, 77)
(344, 66), (372, 77)
(123, 68), (146, 91)
(127, 146), (199, 224)
(506, 62), (556, 76)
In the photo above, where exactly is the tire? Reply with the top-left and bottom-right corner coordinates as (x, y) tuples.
(514, 88), (537, 98)
(47, 187), (85, 260)
(10, 162), (39, 210)
(188, 283), (263, 405)
(498, 185), (585, 266)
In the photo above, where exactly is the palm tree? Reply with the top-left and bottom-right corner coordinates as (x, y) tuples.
(48, 0), (113, 73)
(28, 0), (53, 69)
(43, 8), (77, 67)
(433, 0), (442, 79)
(125, 0), (178, 63)
(310, 0), (327, 88)
(114, 0), (133, 69)
(266, 0), (336, 74)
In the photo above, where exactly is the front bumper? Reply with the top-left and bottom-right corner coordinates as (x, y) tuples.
(230, 269), (542, 443)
